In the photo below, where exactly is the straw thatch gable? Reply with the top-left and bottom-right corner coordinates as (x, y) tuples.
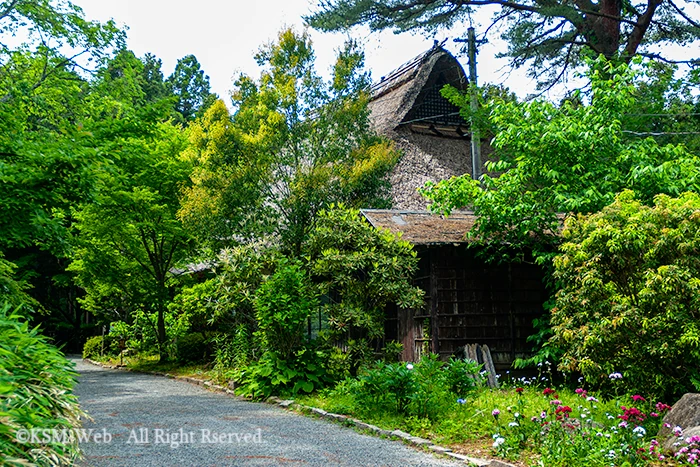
(369, 44), (488, 210)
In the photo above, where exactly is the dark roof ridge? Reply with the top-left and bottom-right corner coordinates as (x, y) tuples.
(369, 43), (449, 100)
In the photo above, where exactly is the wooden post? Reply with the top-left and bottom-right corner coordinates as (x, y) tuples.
(430, 251), (439, 355)
(468, 27), (481, 180)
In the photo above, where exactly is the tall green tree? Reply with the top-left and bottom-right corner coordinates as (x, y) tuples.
(166, 54), (216, 123)
(178, 99), (270, 250)
(141, 52), (169, 103)
(70, 119), (192, 360)
(0, 1), (124, 347)
(0, 0), (124, 104)
(180, 28), (399, 255)
(0, 254), (37, 311)
(621, 62), (700, 153)
(422, 58), (700, 263)
(306, 0), (700, 89)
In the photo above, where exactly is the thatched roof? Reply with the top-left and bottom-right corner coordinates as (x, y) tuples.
(366, 44), (480, 210)
(361, 209), (476, 245)
(369, 43), (468, 135)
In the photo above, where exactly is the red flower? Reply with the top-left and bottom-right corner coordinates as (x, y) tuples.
(619, 406), (646, 423)
(543, 388), (556, 397)
(515, 387), (524, 394)
(555, 405), (573, 417)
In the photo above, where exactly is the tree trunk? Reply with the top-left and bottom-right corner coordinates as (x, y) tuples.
(585, 0), (623, 58)
(156, 280), (168, 361)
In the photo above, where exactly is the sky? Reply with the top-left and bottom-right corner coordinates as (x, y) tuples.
(75, 0), (541, 104)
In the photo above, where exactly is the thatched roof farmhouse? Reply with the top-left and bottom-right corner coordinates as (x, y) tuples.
(369, 43), (488, 210)
(365, 47), (547, 370)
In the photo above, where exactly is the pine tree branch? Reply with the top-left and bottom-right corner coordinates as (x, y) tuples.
(668, 0), (700, 28)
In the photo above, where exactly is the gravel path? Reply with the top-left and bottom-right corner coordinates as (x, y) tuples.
(73, 358), (464, 467)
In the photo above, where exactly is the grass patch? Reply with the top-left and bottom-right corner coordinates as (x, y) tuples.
(87, 353), (219, 382)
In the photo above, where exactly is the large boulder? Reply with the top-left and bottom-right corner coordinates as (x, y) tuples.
(659, 393), (700, 451)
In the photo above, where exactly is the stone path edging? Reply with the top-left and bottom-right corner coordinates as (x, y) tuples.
(82, 358), (513, 467)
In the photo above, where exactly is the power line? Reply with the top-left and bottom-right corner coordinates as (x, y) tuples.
(622, 130), (700, 136)
(625, 113), (700, 117)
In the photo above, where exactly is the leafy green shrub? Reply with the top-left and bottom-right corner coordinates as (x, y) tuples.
(213, 325), (256, 372)
(551, 191), (700, 399)
(254, 258), (318, 359)
(329, 347), (352, 380)
(83, 335), (107, 359)
(358, 361), (418, 414)
(349, 354), (484, 420)
(0, 304), (86, 466)
(346, 338), (373, 377)
(176, 333), (208, 363)
(233, 348), (330, 399)
(410, 354), (455, 419)
(382, 340), (404, 363)
(444, 357), (484, 397)
(106, 308), (190, 358)
(304, 206), (424, 342)
(171, 244), (279, 337)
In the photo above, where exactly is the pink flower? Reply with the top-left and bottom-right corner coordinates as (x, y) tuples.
(492, 409), (500, 418)
(631, 395), (646, 403)
(656, 402), (672, 412)
(550, 399), (562, 406)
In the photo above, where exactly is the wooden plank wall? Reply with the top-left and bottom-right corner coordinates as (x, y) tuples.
(388, 245), (546, 370)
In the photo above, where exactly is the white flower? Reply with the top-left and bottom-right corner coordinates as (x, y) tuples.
(493, 437), (506, 448)
(633, 426), (646, 437)
(609, 372), (623, 379)
(509, 422), (519, 427)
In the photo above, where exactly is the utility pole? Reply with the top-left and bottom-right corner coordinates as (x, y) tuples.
(467, 27), (481, 180)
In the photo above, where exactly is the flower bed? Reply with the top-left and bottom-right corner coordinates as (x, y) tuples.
(299, 359), (696, 466)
